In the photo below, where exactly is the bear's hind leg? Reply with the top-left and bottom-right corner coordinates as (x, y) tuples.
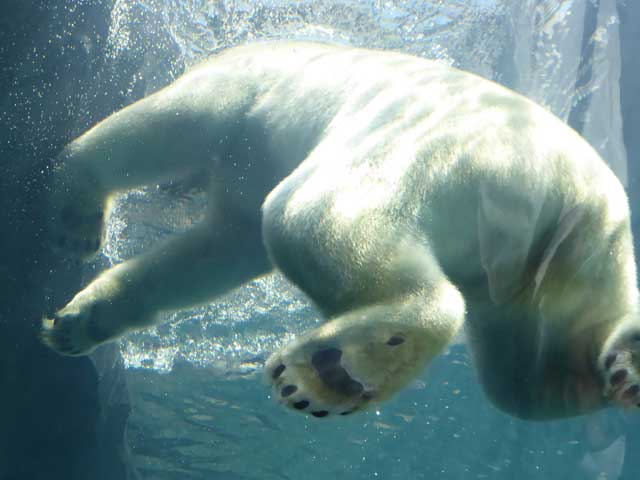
(46, 74), (252, 259)
(266, 238), (466, 417)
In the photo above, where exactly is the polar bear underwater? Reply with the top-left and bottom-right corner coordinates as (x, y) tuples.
(42, 41), (640, 420)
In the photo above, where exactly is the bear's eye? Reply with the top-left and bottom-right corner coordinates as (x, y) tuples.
(387, 334), (405, 346)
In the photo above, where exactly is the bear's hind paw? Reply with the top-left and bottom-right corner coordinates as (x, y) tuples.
(602, 348), (640, 409)
(266, 347), (374, 418)
(265, 320), (427, 418)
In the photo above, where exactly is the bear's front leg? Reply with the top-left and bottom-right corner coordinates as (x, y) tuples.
(266, 282), (465, 417)
(41, 262), (150, 355)
(43, 213), (271, 356)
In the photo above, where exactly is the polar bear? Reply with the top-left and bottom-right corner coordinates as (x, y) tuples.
(42, 41), (640, 420)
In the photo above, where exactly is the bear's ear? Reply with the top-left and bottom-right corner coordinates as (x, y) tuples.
(477, 183), (546, 305)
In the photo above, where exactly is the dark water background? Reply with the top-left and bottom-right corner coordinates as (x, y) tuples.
(1, 1), (640, 479)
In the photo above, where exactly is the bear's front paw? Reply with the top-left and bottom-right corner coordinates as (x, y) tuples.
(41, 302), (114, 356)
(266, 319), (432, 418)
(47, 168), (108, 259)
(601, 331), (640, 408)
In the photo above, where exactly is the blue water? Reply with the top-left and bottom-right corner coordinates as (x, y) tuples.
(4, 0), (638, 479)
(126, 345), (633, 479)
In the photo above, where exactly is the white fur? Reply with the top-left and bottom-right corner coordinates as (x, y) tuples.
(42, 42), (639, 419)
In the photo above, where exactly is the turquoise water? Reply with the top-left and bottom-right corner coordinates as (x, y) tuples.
(125, 345), (630, 479)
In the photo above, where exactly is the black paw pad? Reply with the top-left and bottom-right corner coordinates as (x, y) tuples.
(611, 369), (628, 385)
(281, 385), (297, 397)
(623, 385), (640, 399)
(311, 348), (364, 396)
(293, 400), (309, 410)
(272, 364), (286, 379)
(605, 353), (617, 369)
